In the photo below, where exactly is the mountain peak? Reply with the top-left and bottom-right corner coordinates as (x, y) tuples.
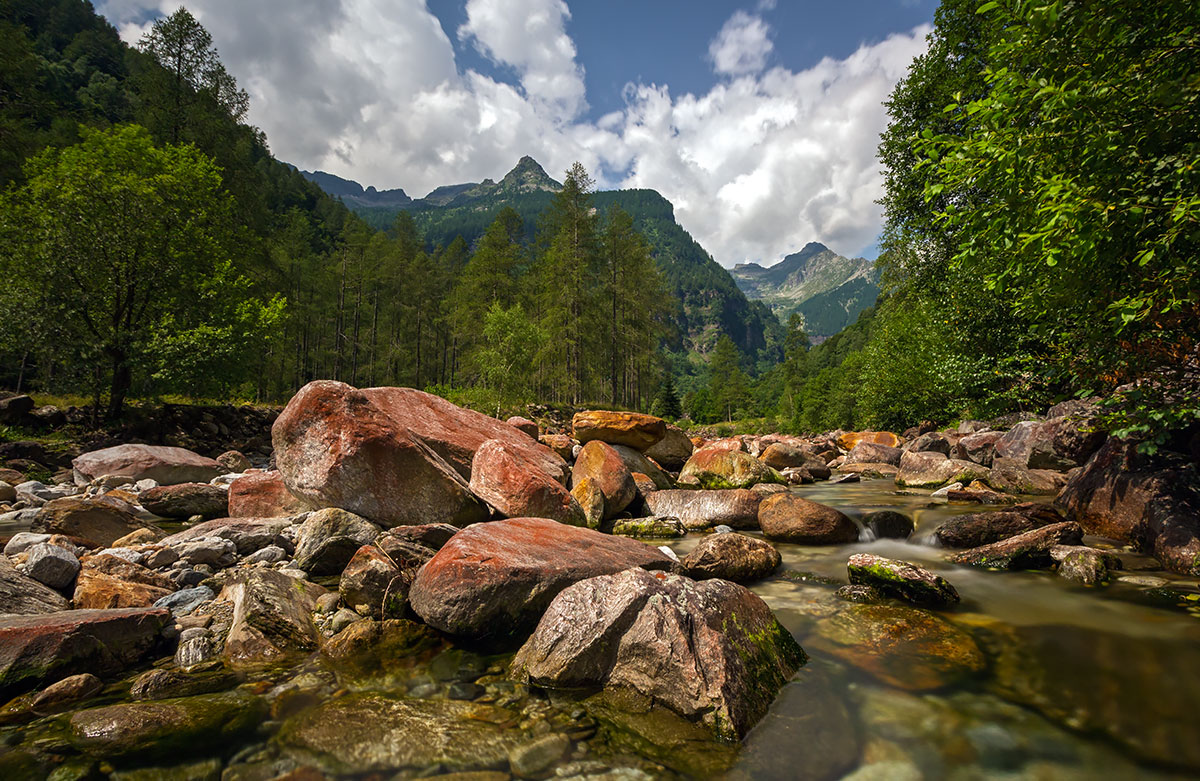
(499, 156), (562, 194)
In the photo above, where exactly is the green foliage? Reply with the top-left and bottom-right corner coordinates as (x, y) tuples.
(474, 302), (541, 407)
(652, 375), (682, 421)
(708, 335), (751, 422)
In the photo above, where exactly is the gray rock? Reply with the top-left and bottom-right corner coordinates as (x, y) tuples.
(219, 568), (325, 667)
(4, 532), (50, 556)
(143, 547), (180, 569)
(330, 608), (362, 634)
(294, 507), (381, 575)
(861, 510), (914, 540)
(244, 544), (287, 564)
(159, 516), (292, 555)
(96, 547), (142, 563)
(175, 628), (218, 669)
(172, 537), (237, 568)
(154, 585), (215, 617)
(24, 543), (81, 590)
(0, 554), (70, 615)
(643, 489), (763, 530)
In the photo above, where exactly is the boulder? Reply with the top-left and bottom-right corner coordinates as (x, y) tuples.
(23, 542), (80, 590)
(0, 393), (34, 421)
(570, 440), (637, 519)
(1056, 438), (1200, 575)
(933, 503), (1060, 548)
(861, 510), (914, 540)
(948, 521), (1083, 569)
(72, 444), (221, 486)
(139, 483), (228, 519)
(159, 516), (290, 556)
(0, 555), (70, 615)
(68, 692), (265, 761)
(340, 545), (406, 617)
(538, 434), (576, 461)
(907, 432), (951, 456)
(294, 507), (381, 575)
(570, 477), (606, 529)
(279, 694), (524, 775)
(511, 568), (805, 740)
(847, 554), (959, 607)
(837, 431), (901, 451)
(811, 604), (985, 690)
(643, 489), (763, 530)
(572, 410), (667, 452)
(610, 516), (686, 538)
(409, 517), (672, 644)
(470, 439), (586, 526)
(129, 666), (240, 701)
(31, 495), (152, 548)
(73, 569), (173, 610)
(612, 444), (673, 490)
(994, 417), (1106, 471)
(1050, 545), (1123, 586)
(680, 448), (784, 490)
(215, 450), (252, 472)
(0, 608), (168, 698)
(644, 424), (694, 470)
(985, 457), (1067, 495)
(759, 442), (811, 470)
(679, 533), (780, 583)
(505, 416), (539, 438)
(845, 441), (903, 467)
(272, 381), (514, 527)
(31, 673), (103, 712)
(227, 471), (310, 517)
(954, 431), (1003, 467)
(758, 494), (859, 544)
(895, 450), (990, 489)
(219, 569), (325, 667)
(80, 553), (175, 589)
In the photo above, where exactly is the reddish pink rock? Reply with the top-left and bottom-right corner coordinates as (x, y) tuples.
(409, 517), (673, 644)
(506, 416), (539, 439)
(271, 381), (490, 528)
(0, 608), (169, 698)
(470, 440), (586, 526)
(72, 444), (221, 486)
(758, 494), (859, 544)
(570, 441), (636, 519)
(227, 472), (309, 518)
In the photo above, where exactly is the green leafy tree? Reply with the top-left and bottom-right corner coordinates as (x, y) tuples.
(475, 302), (541, 408)
(0, 124), (280, 417)
(708, 335), (751, 422)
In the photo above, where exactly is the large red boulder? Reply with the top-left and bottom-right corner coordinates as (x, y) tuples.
(469, 440), (586, 526)
(0, 608), (169, 698)
(570, 441), (637, 519)
(72, 444), (221, 486)
(572, 410), (667, 452)
(227, 471), (310, 518)
(271, 381), (491, 528)
(409, 517), (673, 644)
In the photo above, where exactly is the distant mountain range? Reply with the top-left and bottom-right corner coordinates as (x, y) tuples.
(300, 158), (785, 368)
(732, 242), (880, 341)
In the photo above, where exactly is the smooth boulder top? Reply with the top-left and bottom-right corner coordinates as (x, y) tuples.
(409, 517), (673, 645)
(572, 410), (667, 452)
(71, 444), (222, 486)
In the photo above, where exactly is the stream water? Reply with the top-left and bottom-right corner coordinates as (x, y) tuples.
(5, 477), (1200, 779)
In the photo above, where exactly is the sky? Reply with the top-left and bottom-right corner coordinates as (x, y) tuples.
(96, 0), (937, 266)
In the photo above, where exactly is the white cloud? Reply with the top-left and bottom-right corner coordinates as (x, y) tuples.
(95, 1), (927, 267)
(708, 11), (773, 77)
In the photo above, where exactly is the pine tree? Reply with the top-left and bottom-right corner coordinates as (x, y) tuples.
(654, 375), (682, 420)
(708, 335), (750, 422)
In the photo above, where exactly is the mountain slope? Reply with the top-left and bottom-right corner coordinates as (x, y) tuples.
(298, 169), (412, 208)
(732, 242), (879, 340)
(301, 161), (784, 368)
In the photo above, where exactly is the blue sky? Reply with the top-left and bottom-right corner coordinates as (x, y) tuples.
(99, 0), (936, 266)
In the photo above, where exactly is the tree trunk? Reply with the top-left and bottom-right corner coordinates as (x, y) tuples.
(106, 351), (131, 420)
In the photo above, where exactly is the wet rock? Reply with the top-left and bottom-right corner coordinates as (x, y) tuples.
(23, 542), (80, 590)
(948, 521), (1083, 570)
(410, 517), (672, 644)
(862, 510), (914, 540)
(933, 504), (1061, 548)
(1056, 437), (1200, 575)
(846, 441), (903, 467)
(72, 444), (222, 486)
(1050, 545), (1123, 586)
(511, 568), (805, 740)
(985, 457), (1068, 495)
(847, 553), (960, 607)
(279, 694), (524, 775)
(810, 604), (985, 690)
(509, 733), (569, 777)
(572, 410), (666, 452)
(320, 618), (442, 666)
(679, 532), (780, 583)
(159, 516), (291, 555)
(30, 673), (102, 712)
(272, 381), (498, 527)
(339, 545), (406, 617)
(293, 507), (381, 575)
(643, 489), (763, 531)
(226, 471), (310, 518)
(835, 584), (885, 604)
(758, 493), (859, 544)
(129, 666), (240, 701)
(174, 628), (218, 669)
(610, 516), (685, 538)
(68, 692), (265, 760)
(0, 608), (168, 698)
(570, 441), (637, 519)
(644, 424), (694, 471)
(139, 483), (228, 519)
(219, 568), (325, 667)
(895, 451), (990, 489)
(31, 495), (152, 548)
(680, 448), (784, 490)
(153, 585), (214, 617)
(470, 439), (586, 526)
(945, 486), (1011, 504)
